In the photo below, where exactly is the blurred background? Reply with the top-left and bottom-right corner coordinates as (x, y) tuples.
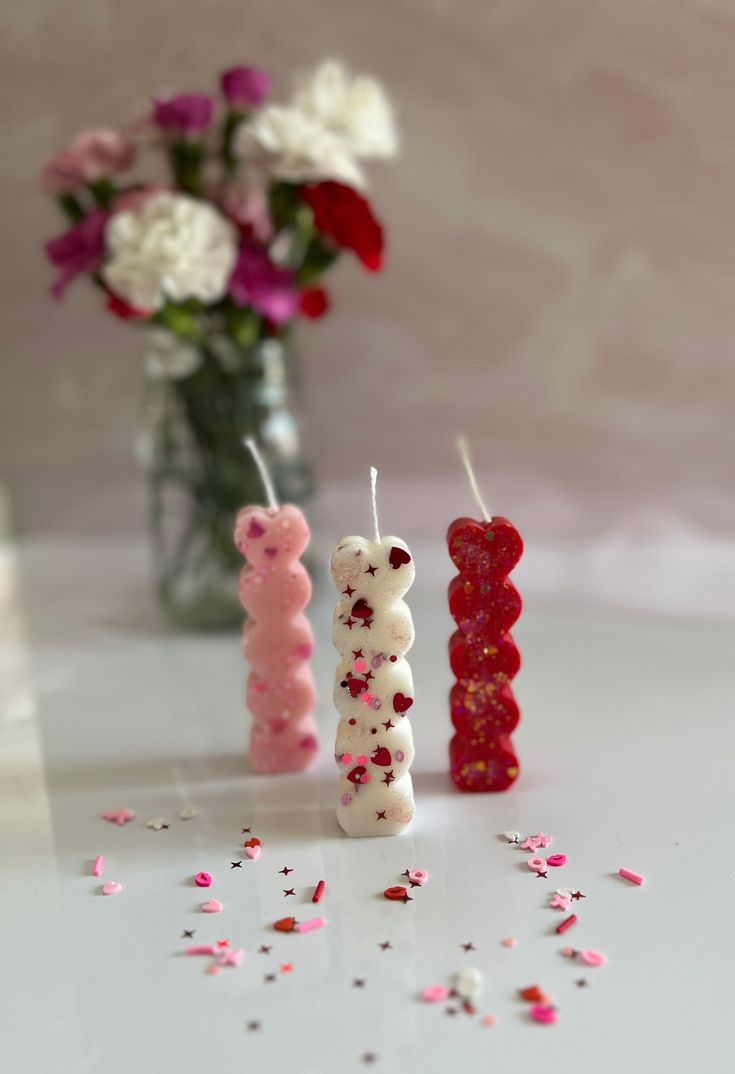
(1, 0), (733, 592)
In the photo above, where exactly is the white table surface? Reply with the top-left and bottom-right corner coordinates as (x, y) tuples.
(2, 512), (734, 1074)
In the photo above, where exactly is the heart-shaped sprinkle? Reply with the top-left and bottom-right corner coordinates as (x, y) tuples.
(346, 765), (367, 785)
(245, 845), (261, 861)
(102, 881), (122, 896)
(389, 546), (411, 569)
(422, 985), (450, 1003)
(247, 519), (266, 539)
(370, 746), (391, 767)
(194, 872), (212, 887)
(264, 547), (278, 558)
(503, 830), (520, 843)
(202, 899), (223, 913)
(273, 916), (296, 932)
(346, 675), (367, 698)
(243, 838), (261, 848)
(351, 598), (373, 619)
(384, 886), (408, 902)
(393, 693), (413, 714)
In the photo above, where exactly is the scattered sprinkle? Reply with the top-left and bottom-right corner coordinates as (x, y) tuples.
(549, 893), (570, 911)
(230, 861), (243, 869)
(92, 855), (105, 877)
(102, 881), (122, 896)
(501, 937), (516, 947)
(503, 831), (520, 843)
(273, 916), (296, 933)
(481, 1015), (496, 1027)
(297, 917), (326, 934)
(455, 966), (483, 998)
(180, 806), (198, 820)
(102, 809), (134, 827)
(186, 945), (219, 956)
(311, 879), (326, 903)
(218, 948), (245, 967)
(384, 886), (411, 903)
(527, 856), (547, 874)
(245, 845), (262, 861)
(405, 868), (428, 887)
(619, 867), (645, 886)
(422, 985), (450, 1003)
(281, 963), (294, 973)
(201, 899), (223, 913)
(530, 1003), (558, 1024)
(146, 817), (170, 831)
(547, 854), (567, 868)
(194, 872), (212, 888)
(519, 985), (549, 1004)
(556, 914), (577, 935)
(579, 949), (607, 967)
(283, 888), (295, 897)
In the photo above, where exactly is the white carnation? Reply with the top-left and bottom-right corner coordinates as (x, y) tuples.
(237, 105), (366, 188)
(103, 191), (237, 312)
(292, 59), (398, 158)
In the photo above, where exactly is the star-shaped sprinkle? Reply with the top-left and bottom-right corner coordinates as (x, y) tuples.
(344, 617), (355, 630)
(241, 827), (252, 834)
(259, 945), (272, 954)
(571, 891), (587, 901)
(102, 809), (135, 826)
(378, 941), (392, 950)
(246, 1021), (261, 1032)
(264, 973), (276, 983)
(361, 1054), (377, 1065)
(382, 770), (395, 786)
(353, 978), (366, 988)
(376, 811), (386, 820)
(365, 565), (378, 575)
(400, 892), (413, 904)
(461, 942), (475, 952)
(352, 649), (364, 659)
(231, 861), (243, 869)
(362, 619), (373, 629)
(446, 1008), (458, 1017)
(549, 893), (571, 911)
(146, 817), (170, 831)
(576, 978), (588, 988)
(279, 867), (293, 876)
(364, 671), (373, 681)
(218, 947), (245, 967)
(343, 585), (356, 597)
(382, 719), (394, 731)
(535, 871), (548, 879)
(182, 930), (195, 939)
(283, 888), (295, 897)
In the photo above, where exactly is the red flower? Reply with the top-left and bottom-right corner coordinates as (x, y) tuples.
(299, 182), (384, 272)
(105, 290), (150, 321)
(299, 287), (330, 319)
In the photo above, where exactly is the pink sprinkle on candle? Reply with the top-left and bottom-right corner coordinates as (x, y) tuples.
(555, 914), (577, 935)
(92, 855), (105, 877)
(354, 659), (367, 674)
(297, 916), (326, 934)
(619, 867), (645, 886)
(312, 880), (326, 903)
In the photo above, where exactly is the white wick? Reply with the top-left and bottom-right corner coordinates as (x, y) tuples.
(457, 438), (491, 522)
(244, 437), (279, 513)
(370, 466), (381, 544)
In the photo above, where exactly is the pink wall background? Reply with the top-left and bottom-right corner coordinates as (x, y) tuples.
(1, 0), (733, 539)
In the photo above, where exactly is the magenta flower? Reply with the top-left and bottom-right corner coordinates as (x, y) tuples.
(153, 94), (214, 136)
(228, 243), (297, 325)
(221, 66), (270, 109)
(41, 129), (135, 194)
(45, 210), (108, 299)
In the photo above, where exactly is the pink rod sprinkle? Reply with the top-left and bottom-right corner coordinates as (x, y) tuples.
(619, 867), (645, 886)
(555, 914), (577, 935)
(186, 945), (219, 956)
(312, 880), (326, 904)
(92, 855), (105, 877)
(297, 917), (326, 934)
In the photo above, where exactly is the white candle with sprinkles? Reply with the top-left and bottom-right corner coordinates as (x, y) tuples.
(331, 468), (416, 837)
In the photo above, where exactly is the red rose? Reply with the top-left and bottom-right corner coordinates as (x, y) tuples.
(299, 182), (384, 272)
(298, 286), (330, 319)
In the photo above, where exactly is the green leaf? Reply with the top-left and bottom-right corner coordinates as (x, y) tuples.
(153, 303), (203, 341)
(225, 305), (260, 348)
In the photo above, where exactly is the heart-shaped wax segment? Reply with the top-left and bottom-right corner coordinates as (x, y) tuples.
(194, 872), (212, 887)
(247, 518), (266, 539)
(547, 854), (567, 868)
(422, 985), (450, 1002)
(245, 845), (261, 860)
(243, 837), (261, 848)
(351, 598), (373, 619)
(407, 869), (428, 885)
(449, 629), (520, 682)
(393, 692), (413, 713)
(520, 985), (549, 1003)
(389, 545), (412, 570)
(346, 765), (368, 785)
(384, 886), (408, 901)
(202, 899), (223, 913)
(370, 746), (392, 766)
(273, 916), (296, 932)
(531, 1004), (558, 1024)
(447, 517), (523, 579)
(102, 881), (122, 896)
(449, 735), (519, 793)
(449, 575), (522, 637)
(450, 681), (520, 735)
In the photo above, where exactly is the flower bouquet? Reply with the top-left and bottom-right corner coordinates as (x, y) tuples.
(42, 60), (398, 629)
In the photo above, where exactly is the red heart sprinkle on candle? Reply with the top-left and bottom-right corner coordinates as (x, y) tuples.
(389, 546), (411, 569)
(370, 746), (392, 766)
(247, 519), (266, 539)
(393, 693), (413, 713)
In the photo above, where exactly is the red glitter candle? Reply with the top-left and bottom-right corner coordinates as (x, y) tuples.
(448, 442), (523, 792)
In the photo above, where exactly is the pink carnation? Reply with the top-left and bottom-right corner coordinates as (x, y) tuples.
(45, 210), (108, 299)
(221, 66), (270, 109)
(153, 94), (213, 135)
(228, 242), (297, 325)
(41, 129), (135, 194)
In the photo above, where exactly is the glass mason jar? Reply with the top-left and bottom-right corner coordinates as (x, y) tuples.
(137, 328), (315, 630)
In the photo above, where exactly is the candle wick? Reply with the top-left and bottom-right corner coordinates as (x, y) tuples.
(370, 466), (381, 544)
(244, 437), (279, 513)
(457, 437), (491, 522)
